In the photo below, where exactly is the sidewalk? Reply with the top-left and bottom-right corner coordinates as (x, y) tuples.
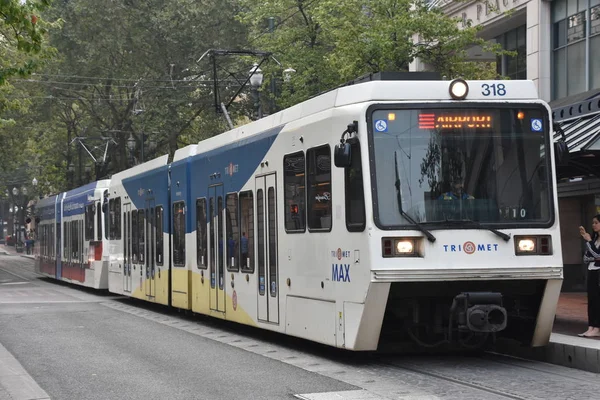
(498, 292), (600, 373)
(554, 292), (588, 336)
(0, 244), (34, 259)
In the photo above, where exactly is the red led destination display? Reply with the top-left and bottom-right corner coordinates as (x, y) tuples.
(418, 113), (493, 130)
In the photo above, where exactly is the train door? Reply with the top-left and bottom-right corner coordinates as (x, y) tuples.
(256, 174), (279, 324)
(56, 221), (61, 279)
(145, 199), (156, 298)
(56, 198), (61, 279)
(123, 203), (132, 293)
(208, 184), (225, 313)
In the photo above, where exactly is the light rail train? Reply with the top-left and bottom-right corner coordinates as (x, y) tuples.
(35, 74), (564, 351)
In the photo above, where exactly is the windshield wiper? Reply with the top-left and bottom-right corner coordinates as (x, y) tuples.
(394, 151), (436, 243)
(443, 219), (511, 242)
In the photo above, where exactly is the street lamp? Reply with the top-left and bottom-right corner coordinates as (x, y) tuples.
(249, 63), (264, 120)
(32, 178), (38, 187)
(67, 162), (75, 189)
(283, 67), (296, 83)
(84, 165), (92, 183)
(127, 134), (136, 165)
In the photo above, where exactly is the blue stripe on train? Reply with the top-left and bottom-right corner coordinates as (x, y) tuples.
(122, 125), (282, 234)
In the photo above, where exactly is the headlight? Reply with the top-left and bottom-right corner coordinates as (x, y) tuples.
(514, 235), (552, 255)
(382, 237), (421, 257)
(449, 79), (469, 100)
(396, 240), (414, 254)
(517, 239), (536, 252)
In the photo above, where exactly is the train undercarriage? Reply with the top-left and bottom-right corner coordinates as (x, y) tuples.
(378, 279), (548, 351)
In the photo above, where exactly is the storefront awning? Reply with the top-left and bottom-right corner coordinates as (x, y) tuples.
(554, 112), (600, 153)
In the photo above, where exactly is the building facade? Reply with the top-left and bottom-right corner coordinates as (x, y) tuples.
(411, 0), (600, 290)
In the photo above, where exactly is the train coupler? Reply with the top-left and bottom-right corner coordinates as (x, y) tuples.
(450, 292), (507, 333)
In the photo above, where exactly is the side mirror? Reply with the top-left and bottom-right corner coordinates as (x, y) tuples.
(35, 217), (40, 224)
(25, 217), (32, 224)
(102, 202), (108, 214)
(334, 142), (352, 168)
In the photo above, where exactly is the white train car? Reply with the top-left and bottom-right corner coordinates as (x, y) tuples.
(105, 75), (562, 351)
(35, 194), (62, 279)
(107, 155), (171, 305)
(59, 180), (111, 289)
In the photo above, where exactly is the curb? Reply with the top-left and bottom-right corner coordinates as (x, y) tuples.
(496, 333), (600, 373)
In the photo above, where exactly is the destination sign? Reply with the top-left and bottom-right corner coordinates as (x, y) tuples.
(418, 113), (493, 130)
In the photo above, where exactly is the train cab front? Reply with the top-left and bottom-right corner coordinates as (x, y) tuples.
(361, 93), (562, 351)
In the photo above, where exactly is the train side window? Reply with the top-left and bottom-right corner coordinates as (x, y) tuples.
(239, 191), (254, 273)
(138, 209), (145, 264)
(115, 198), (122, 240)
(85, 204), (94, 241)
(173, 202), (185, 266)
(108, 199), (114, 240)
(307, 145), (332, 231)
(257, 189), (264, 293)
(97, 202), (102, 241)
(104, 200), (109, 240)
(196, 199), (207, 269)
(156, 206), (163, 265)
(80, 220), (84, 263)
(72, 220), (78, 260)
(345, 140), (366, 232)
(125, 210), (129, 265)
(226, 193), (239, 272)
(283, 151), (306, 233)
(132, 210), (138, 263)
(268, 187), (277, 297)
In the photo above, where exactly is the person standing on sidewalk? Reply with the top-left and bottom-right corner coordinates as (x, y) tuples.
(578, 215), (600, 338)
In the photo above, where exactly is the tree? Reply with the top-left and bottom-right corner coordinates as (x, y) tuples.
(0, 0), (56, 179)
(16, 0), (248, 190)
(237, 0), (506, 107)
(0, 0), (52, 84)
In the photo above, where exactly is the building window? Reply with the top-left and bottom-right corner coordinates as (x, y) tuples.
(553, 0), (600, 99)
(307, 145), (332, 231)
(283, 151), (306, 233)
(592, 4), (600, 89)
(495, 25), (527, 80)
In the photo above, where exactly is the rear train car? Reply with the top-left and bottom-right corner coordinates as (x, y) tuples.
(35, 180), (111, 289)
(35, 194), (61, 278)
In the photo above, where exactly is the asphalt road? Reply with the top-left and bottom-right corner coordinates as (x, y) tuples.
(0, 255), (354, 400)
(2, 255), (600, 400)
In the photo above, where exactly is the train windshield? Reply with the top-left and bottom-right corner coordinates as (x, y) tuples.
(370, 106), (553, 228)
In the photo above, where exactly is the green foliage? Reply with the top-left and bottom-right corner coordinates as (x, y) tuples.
(12, 0), (248, 191)
(3, 0), (516, 195)
(0, 0), (55, 84)
(238, 0), (507, 106)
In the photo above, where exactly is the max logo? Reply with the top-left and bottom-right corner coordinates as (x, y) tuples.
(332, 264), (351, 282)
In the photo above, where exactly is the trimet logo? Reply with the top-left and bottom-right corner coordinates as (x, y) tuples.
(443, 241), (499, 254)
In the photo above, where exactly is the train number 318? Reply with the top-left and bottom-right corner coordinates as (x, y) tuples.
(481, 83), (507, 97)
